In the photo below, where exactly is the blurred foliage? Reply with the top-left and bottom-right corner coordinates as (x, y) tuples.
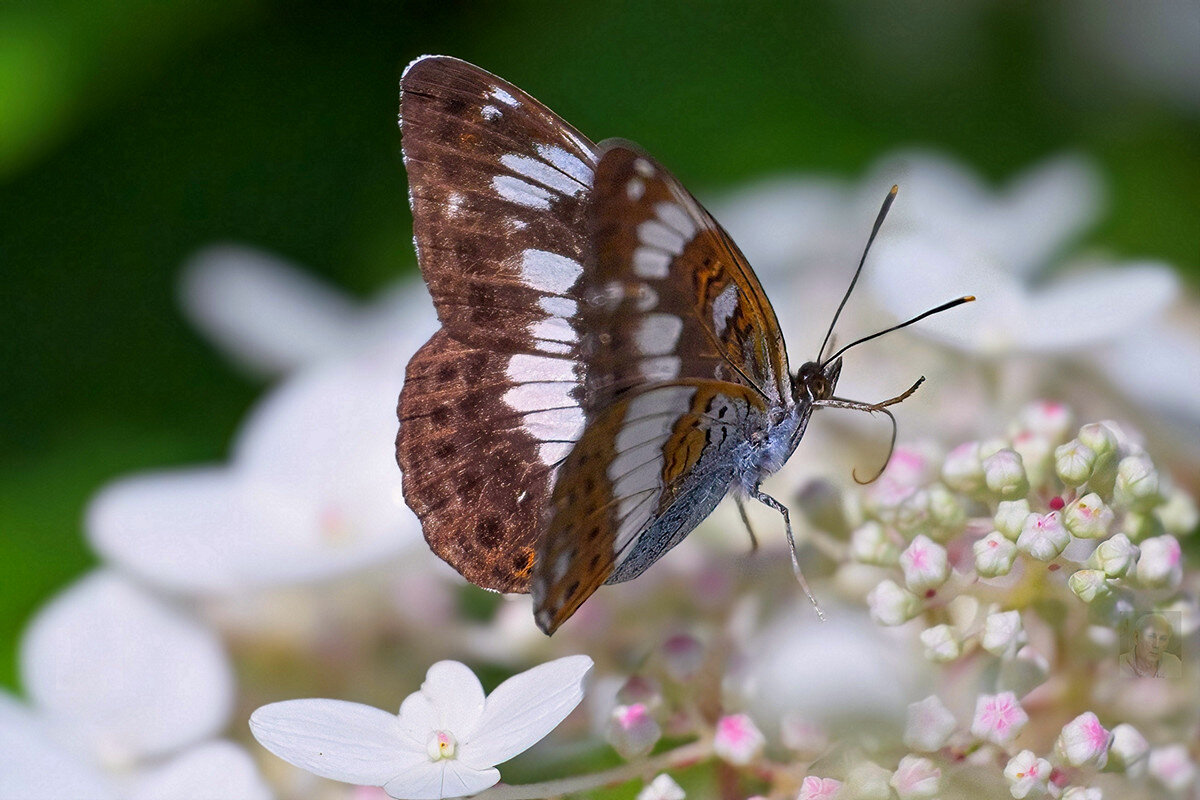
(1, 0), (1197, 689)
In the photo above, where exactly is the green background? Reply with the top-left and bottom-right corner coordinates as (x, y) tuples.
(2, 1), (1197, 688)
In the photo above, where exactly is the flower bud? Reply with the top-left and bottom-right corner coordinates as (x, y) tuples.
(994, 499), (1031, 541)
(983, 449), (1029, 499)
(661, 634), (705, 681)
(1055, 711), (1111, 768)
(982, 610), (1026, 658)
(607, 703), (662, 759)
(1062, 493), (1113, 539)
(974, 532), (1018, 577)
(844, 761), (892, 800)
(1108, 723), (1149, 777)
(900, 535), (950, 592)
(1012, 431), (1053, 490)
(636, 774), (685, 800)
(1004, 750), (1051, 800)
(1135, 535), (1182, 589)
(797, 777), (842, 800)
(1017, 512), (1069, 561)
(617, 674), (663, 710)
(1068, 570), (1112, 604)
(904, 695), (957, 752)
(942, 441), (984, 493)
(1114, 454), (1161, 511)
(713, 713), (764, 765)
(1122, 510), (1162, 541)
(1061, 787), (1101, 800)
(1017, 400), (1073, 445)
(971, 691), (1028, 745)
(1089, 533), (1138, 578)
(780, 715), (828, 756)
(868, 579), (921, 626)
(920, 624), (961, 662)
(1156, 487), (1198, 536)
(926, 483), (966, 539)
(890, 754), (941, 800)
(1054, 439), (1096, 486)
(1077, 422), (1117, 459)
(850, 521), (900, 566)
(1148, 744), (1197, 793)
(895, 489), (933, 536)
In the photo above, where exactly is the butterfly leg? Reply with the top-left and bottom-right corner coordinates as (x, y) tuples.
(752, 488), (826, 621)
(734, 496), (759, 554)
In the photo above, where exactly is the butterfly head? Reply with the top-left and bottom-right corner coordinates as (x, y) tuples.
(794, 358), (842, 406)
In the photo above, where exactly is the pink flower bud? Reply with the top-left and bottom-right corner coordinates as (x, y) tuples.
(1063, 493), (1114, 539)
(1017, 512), (1069, 561)
(606, 703), (661, 759)
(890, 755), (940, 800)
(974, 532), (1017, 577)
(971, 691), (1028, 745)
(1055, 711), (1111, 768)
(713, 713), (765, 766)
(797, 776), (843, 800)
(661, 634), (705, 681)
(1148, 744), (1196, 792)
(942, 441), (984, 493)
(636, 774), (685, 800)
(1136, 535), (1182, 589)
(899, 535), (950, 592)
(1017, 401), (1073, 445)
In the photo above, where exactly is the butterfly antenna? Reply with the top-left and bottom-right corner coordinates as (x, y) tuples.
(816, 185), (898, 364)
(823, 295), (976, 365)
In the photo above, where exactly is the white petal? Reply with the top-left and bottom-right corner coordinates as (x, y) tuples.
(418, 661), (486, 735)
(998, 154), (1104, 277)
(19, 570), (233, 761)
(1020, 263), (1178, 350)
(127, 740), (273, 800)
(381, 760), (500, 800)
(0, 693), (118, 800)
(250, 699), (420, 785)
(459, 655), (592, 768)
(1093, 318), (1200, 428)
(180, 245), (360, 375)
(86, 468), (274, 594)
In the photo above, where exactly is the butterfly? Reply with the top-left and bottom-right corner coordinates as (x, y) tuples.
(395, 55), (971, 635)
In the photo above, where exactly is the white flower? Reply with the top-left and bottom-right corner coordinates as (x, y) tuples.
(1004, 750), (1052, 799)
(1017, 512), (1070, 561)
(637, 773), (685, 800)
(919, 624), (961, 662)
(0, 571), (269, 800)
(250, 656), (592, 799)
(982, 610), (1026, 658)
(87, 343), (429, 593)
(1147, 744), (1197, 793)
(1055, 711), (1111, 768)
(890, 755), (940, 800)
(903, 695), (957, 752)
(899, 535), (950, 592)
(971, 691), (1028, 745)
(864, 151), (1177, 357)
(1068, 570), (1112, 604)
(713, 713), (765, 766)
(983, 450), (1030, 499)
(1107, 723), (1149, 777)
(975, 532), (1018, 577)
(868, 579), (921, 626)
(1136, 535), (1183, 588)
(181, 244), (433, 375)
(1063, 493), (1114, 539)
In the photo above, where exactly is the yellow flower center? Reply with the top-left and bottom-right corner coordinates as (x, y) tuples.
(427, 729), (457, 761)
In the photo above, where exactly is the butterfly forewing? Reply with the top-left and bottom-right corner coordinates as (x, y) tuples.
(397, 56), (600, 592)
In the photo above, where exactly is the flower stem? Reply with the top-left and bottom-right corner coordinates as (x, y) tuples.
(473, 739), (713, 800)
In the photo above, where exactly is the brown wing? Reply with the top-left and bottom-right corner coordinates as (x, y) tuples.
(579, 139), (791, 410)
(397, 56), (598, 592)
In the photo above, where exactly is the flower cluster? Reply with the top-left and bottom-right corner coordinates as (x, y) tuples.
(796, 401), (1198, 798)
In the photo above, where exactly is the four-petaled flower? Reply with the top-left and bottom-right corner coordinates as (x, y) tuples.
(1004, 750), (1051, 799)
(250, 656), (592, 799)
(1055, 712), (1111, 768)
(797, 776), (843, 800)
(713, 713), (765, 766)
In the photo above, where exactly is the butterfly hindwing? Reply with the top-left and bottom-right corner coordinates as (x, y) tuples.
(397, 56), (600, 592)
